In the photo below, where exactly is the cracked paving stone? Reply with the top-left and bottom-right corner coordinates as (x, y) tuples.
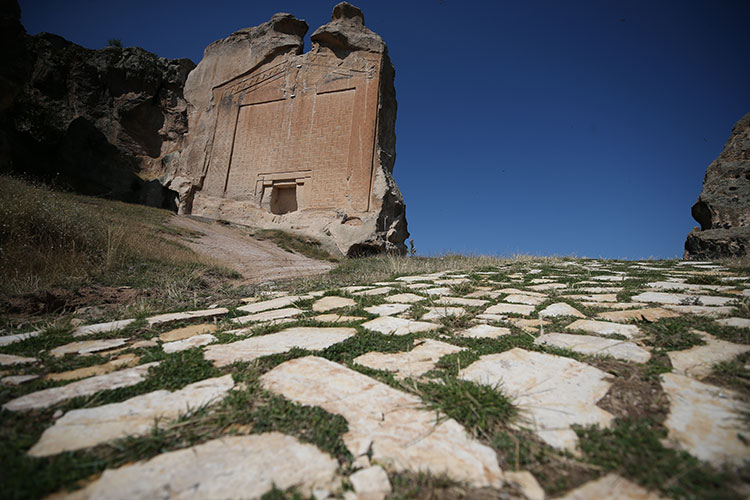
(459, 348), (613, 453)
(313, 314), (366, 323)
(565, 319), (641, 339)
(63, 433), (339, 500)
(535, 333), (651, 363)
(421, 306), (465, 320)
(203, 327), (356, 367)
(237, 295), (312, 314)
(667, 331), (750, 379)
(596, 307), (680, 322)
(29, 375), (235, 456)
(261, 356), (503, 487)
(361, 316), (441, 336)
(353, 339), (464, 379)
(364, 303), (412, 316)
(162, 333), (217, 353)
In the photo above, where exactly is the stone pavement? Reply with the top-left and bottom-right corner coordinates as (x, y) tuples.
(1, 259), (749, 499)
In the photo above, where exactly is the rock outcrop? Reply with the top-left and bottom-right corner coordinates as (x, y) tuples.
(0, 0), (194, 207)
(685, 113), (750, 259)
(172, 3), (408, 256)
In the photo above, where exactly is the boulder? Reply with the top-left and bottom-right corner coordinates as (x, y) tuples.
(685, 113), (750, 259)
(173, 3), (408, 256)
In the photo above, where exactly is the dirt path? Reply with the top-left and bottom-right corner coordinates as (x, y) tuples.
(168, 216), (334, 284)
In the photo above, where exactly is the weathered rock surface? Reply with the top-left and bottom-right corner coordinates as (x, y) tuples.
(261, 356), (503, 487)
(66, 433), (340, 499)
(353, 339), (464, 379)
(535, 333), (651, 363)
(0, 0), (194, 207)
(558, 473), (664, 500)
(666, 331), (750, 379)
(173, 2), (408, 256)
(685, 113), (750, 259)
(29, 375), (234, 456)
(459, 348), (613, 452)
(361, 316), (440, 336)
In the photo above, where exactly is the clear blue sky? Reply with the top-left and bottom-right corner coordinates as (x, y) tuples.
(19, 0), (750, 259)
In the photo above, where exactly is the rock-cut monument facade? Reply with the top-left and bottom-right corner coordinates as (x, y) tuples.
(167, 3), (408, 256)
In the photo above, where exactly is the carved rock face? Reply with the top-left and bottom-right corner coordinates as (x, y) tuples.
(174, 2), (408, 256)
(685, 113), (750, 259)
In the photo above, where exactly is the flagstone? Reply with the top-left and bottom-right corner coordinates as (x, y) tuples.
(47, 354), (140, 382)
(476, 313), (508, 322)
(565, 294), (618, 303)
(406, 283), (434, 290)
(484, 303), (535, 316)
(384, 293), (426, 304)
(349, 465), (391, 500)
(73, 319), (135, 338)
(204, 327), (356, 367)
(646, 281), (731, 292)
(459, 348), (613, 452)
(354, 339), (464, 379)
(0, 330), (40, 346)
(3, 363), (158, 412)
(465, 290), (504, 299)
(458, 324), (511, 338)
(29, 375), (235, 456)
(147, 307), (229, 326)
(535, 333), (651, 363)
(503, 294), (546, 306)
(50, 338), (128, 357)
(667, 332), (750, 379)
(361, 316), (441, 336)
(504, 471), (545, 500)
(591, 275), (627, 282)
(2, 374), (39, 385)
(717, 317), (750, 328)
(158, 323), (218, 342)
(527, 283), (567, 291)
(422, 287), (453, 296)
(130, 339), (158, 349)
(396, 275), (435, 282)
(421, 306), (465, 320)
(566, 319), (641, 339)
(661, 373), (749, 467)
(313, 314), (366, 323)
(261, 356), (503, 487)
(497, 288), (546, 297)
(631, 291), (733, 306)
(312, 296), (356, 312)
(353, 287), (394, 296)
(66, 433), (339, 500)
(508, 317), (550, 333)
(0, 353), (37, 365)
(539, 303), (585, 318)
(237, 295), (311, 314)
(434, 278), (470, 285)
(364, 303), (412, 316)
(434, 296), (489, 307)
(162, 333), (217, 353)
(231, 307), (302, 324)
(557, 473), (664, 500)
(580, 302), (648, 310)
(662, 305), (734, 316)
(568, 287), (623, 294)
(596, 307), (680, 322)
(340, 286), (374, 293)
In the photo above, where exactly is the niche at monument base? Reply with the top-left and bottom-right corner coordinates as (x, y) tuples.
(174, 3), (409, 256)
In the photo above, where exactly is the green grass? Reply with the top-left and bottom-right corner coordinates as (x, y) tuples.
(640, 317), (707, 351)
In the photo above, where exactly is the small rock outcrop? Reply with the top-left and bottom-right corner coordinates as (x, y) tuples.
(172, 3), (408, 256)
(0, 0), (194, 207)
(685, 113), (750, 259)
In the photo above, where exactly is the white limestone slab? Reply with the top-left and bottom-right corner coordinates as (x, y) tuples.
(539, 303), (585, 318)
(667, 332), (750, 379)
(422, 287), (453, 296)
(231, 307), (302, 324)
(73, 319), (135, 338)
(313, 314), (366, 323)
(0, 330), (40, 346)
(162, 334), (217, 353)
(2, 374), (39, 385)
(597, 307), (680, 322)
(147, 307), (229, 326)
(349, 465), (391, 500)
(459, 348), (613, 452)
(434, 296), (489, 307)
(535, 333), (651, 363)
(421, 306), (465, 320)
(0, 353), (37, 365)
(568, 287), (622, 294)
(458, 324), (511, 338)
(484, 303), (534, 316)
(580, 302), (649, 310)
(50, 338), (128, 357)
(29, 375), (235, 456)
(565, 294), (618, 303)
(67, 433), (339, 500)
(261, 356), (503, 487)
(3, 363), (159, 412)
(647, 281), (731, 292)
(503, 294), (546, 306)
(406, 283), (434, 290)
(340, 286), (373, 293)
(631, 291), (733, 306)
(476, 313), (508, 322)
(566, 319), (641, 339)
(498, 288), (546, 297)
(662, 305), (734, 316)
(508, 318), (550, 333)
(504, 471), (545, 500)
(465, 290), (505, 299)
(717, 317), (750, 328)
(661, 373), (750, 467)
(591, 275), (626, 282)
(312, 296), (356, 312)
(557, 473), (664, 500)
(203, 327), (356, 367)
(362, 316), (441, 336)
(364, 303), (412, 316)
(354, 339), (464, 379)
(353, 287), (394, 296)
(384, 293), (425, 304)
(396, 275), (437, 282)
(434, 278), (470, 285)
(527, 283), (567, 291)
(46, 354), (139, 382)
(237, 295), (311, 314)
(159, 323), (217, 342)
